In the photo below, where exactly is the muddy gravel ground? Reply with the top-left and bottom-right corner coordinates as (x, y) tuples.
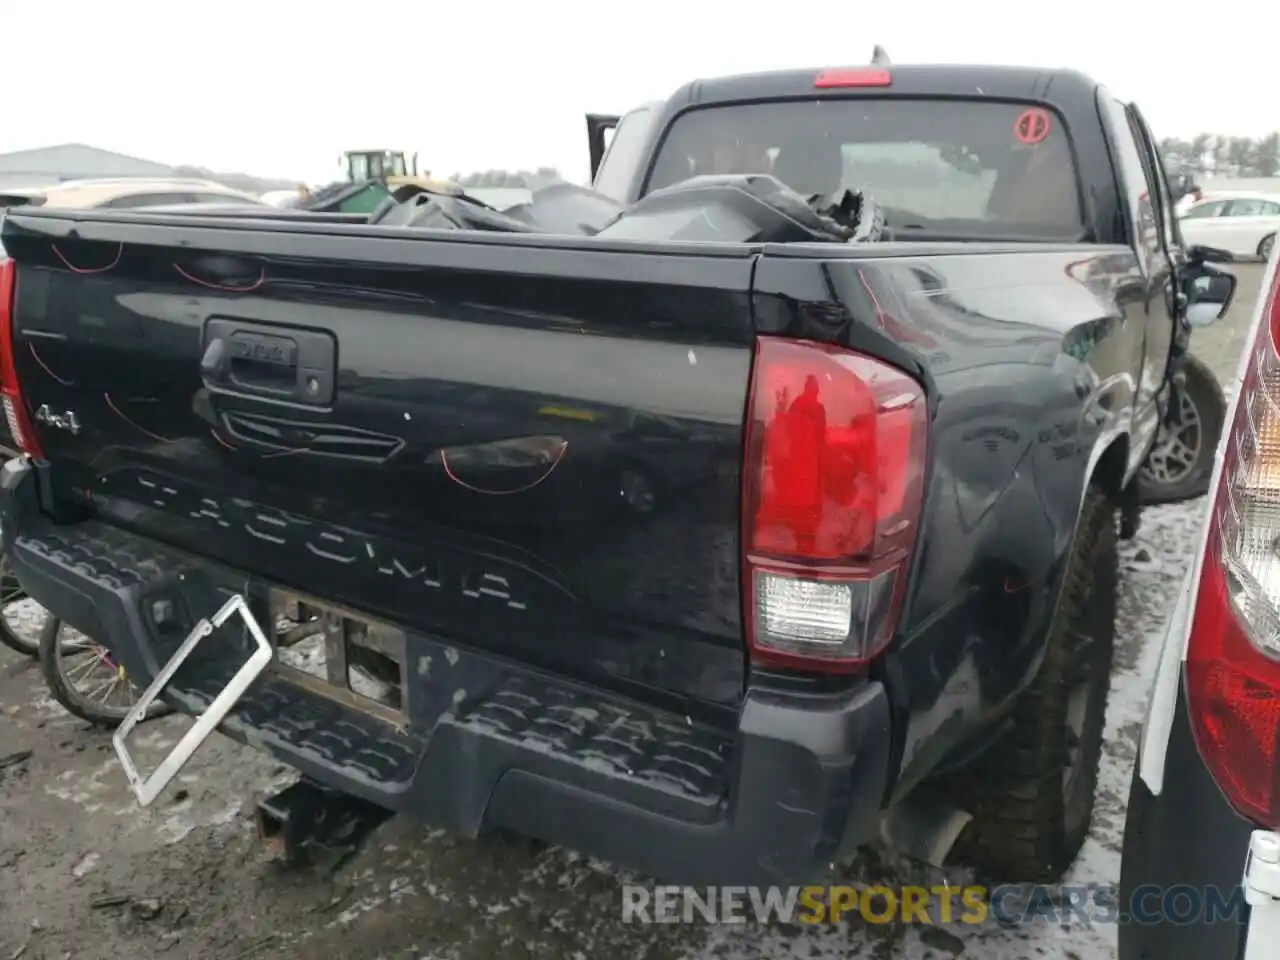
(0, 264), (1265, 960)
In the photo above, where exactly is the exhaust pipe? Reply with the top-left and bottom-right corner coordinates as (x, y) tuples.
(878, 790), (973, 869)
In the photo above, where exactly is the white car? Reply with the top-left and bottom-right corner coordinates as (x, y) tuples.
(1, 178), (265, 214)
(1118, 242), (1280, 960)
(1178, 190), (1280, 260)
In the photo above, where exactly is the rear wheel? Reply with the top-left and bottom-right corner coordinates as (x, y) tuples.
(1259, 232), (1275, 261)
(951, 488), (1117, 882)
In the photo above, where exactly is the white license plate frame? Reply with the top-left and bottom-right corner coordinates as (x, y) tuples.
(112, 594), (273, 807)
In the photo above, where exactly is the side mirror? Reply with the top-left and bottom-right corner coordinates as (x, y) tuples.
(1185, 265), (1238, 327)
(1186, 302), (1223, 328)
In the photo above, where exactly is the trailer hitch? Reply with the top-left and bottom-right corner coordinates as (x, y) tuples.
(256, 779), (391, 868)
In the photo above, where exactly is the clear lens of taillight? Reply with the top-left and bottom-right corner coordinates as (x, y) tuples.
(0, 258), (42, 459)
(1, 396), (25, 447)
(1187, 258), (1280, 828)
(742, 336), (928, 672)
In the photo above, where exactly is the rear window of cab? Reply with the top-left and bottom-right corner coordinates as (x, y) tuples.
(644, 98), (1083, 240)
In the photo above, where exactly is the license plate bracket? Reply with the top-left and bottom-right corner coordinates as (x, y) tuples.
(112, 593), (274, 807)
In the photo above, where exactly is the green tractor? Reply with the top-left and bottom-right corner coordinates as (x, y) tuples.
(292, 150), (465, 216)
(342, 148), (416, 185)
(321, 149), (460, 214)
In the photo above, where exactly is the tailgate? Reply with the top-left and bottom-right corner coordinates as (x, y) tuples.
(3, 214), (757, 714)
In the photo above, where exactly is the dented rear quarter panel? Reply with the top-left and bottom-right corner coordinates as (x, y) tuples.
(753, 244), (1151, 792)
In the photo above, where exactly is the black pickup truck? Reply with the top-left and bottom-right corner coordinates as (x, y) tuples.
(0, 64), (1238, 885)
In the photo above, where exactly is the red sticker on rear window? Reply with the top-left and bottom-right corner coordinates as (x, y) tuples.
(1014, 108), (1052, 145)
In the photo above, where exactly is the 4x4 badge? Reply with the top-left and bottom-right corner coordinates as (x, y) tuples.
(34, 404), (80, 435)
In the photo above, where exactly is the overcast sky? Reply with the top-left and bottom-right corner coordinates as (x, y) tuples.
(5, 1), (1276, 185)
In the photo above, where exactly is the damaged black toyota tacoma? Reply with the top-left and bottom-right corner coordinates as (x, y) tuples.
(0, 63), (1239, 884)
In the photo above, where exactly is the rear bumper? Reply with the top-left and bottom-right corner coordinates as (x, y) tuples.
(0, 458), (891, 884)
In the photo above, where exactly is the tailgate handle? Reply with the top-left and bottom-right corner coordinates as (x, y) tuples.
(227, 332), (298, 394)
(202, 320), (336, 407)
(200, 338), (229, 378)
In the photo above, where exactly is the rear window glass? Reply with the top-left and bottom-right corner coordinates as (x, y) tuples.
(645, 99), (1084, 240)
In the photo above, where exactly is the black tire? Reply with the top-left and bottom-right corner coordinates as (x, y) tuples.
(38, 618), (172, 728)
(1138, 354), (1226, 505)
(1259, 233), (1275, 262)
(0, 560), (38, 657)
(951, 488), (1117, 882)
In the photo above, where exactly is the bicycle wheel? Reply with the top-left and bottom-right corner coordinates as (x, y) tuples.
(39, 618), (173, 728)
(0, 553), (52, 658)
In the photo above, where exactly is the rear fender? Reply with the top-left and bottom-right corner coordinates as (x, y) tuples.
(1011, 429), (1129, 700)
(1085, 430), (1130, 507)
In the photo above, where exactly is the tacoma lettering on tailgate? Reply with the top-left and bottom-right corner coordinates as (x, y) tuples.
(94, 471), (570, 620)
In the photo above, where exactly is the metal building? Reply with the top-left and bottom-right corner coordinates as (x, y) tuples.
(0, 143), (174, 189)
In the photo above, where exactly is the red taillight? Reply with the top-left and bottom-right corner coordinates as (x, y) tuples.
(741, 336), (927, 672)
(814, 68), (892, 89)
(1186, 257), (1280, 828)
(0, 259), (43, 459)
